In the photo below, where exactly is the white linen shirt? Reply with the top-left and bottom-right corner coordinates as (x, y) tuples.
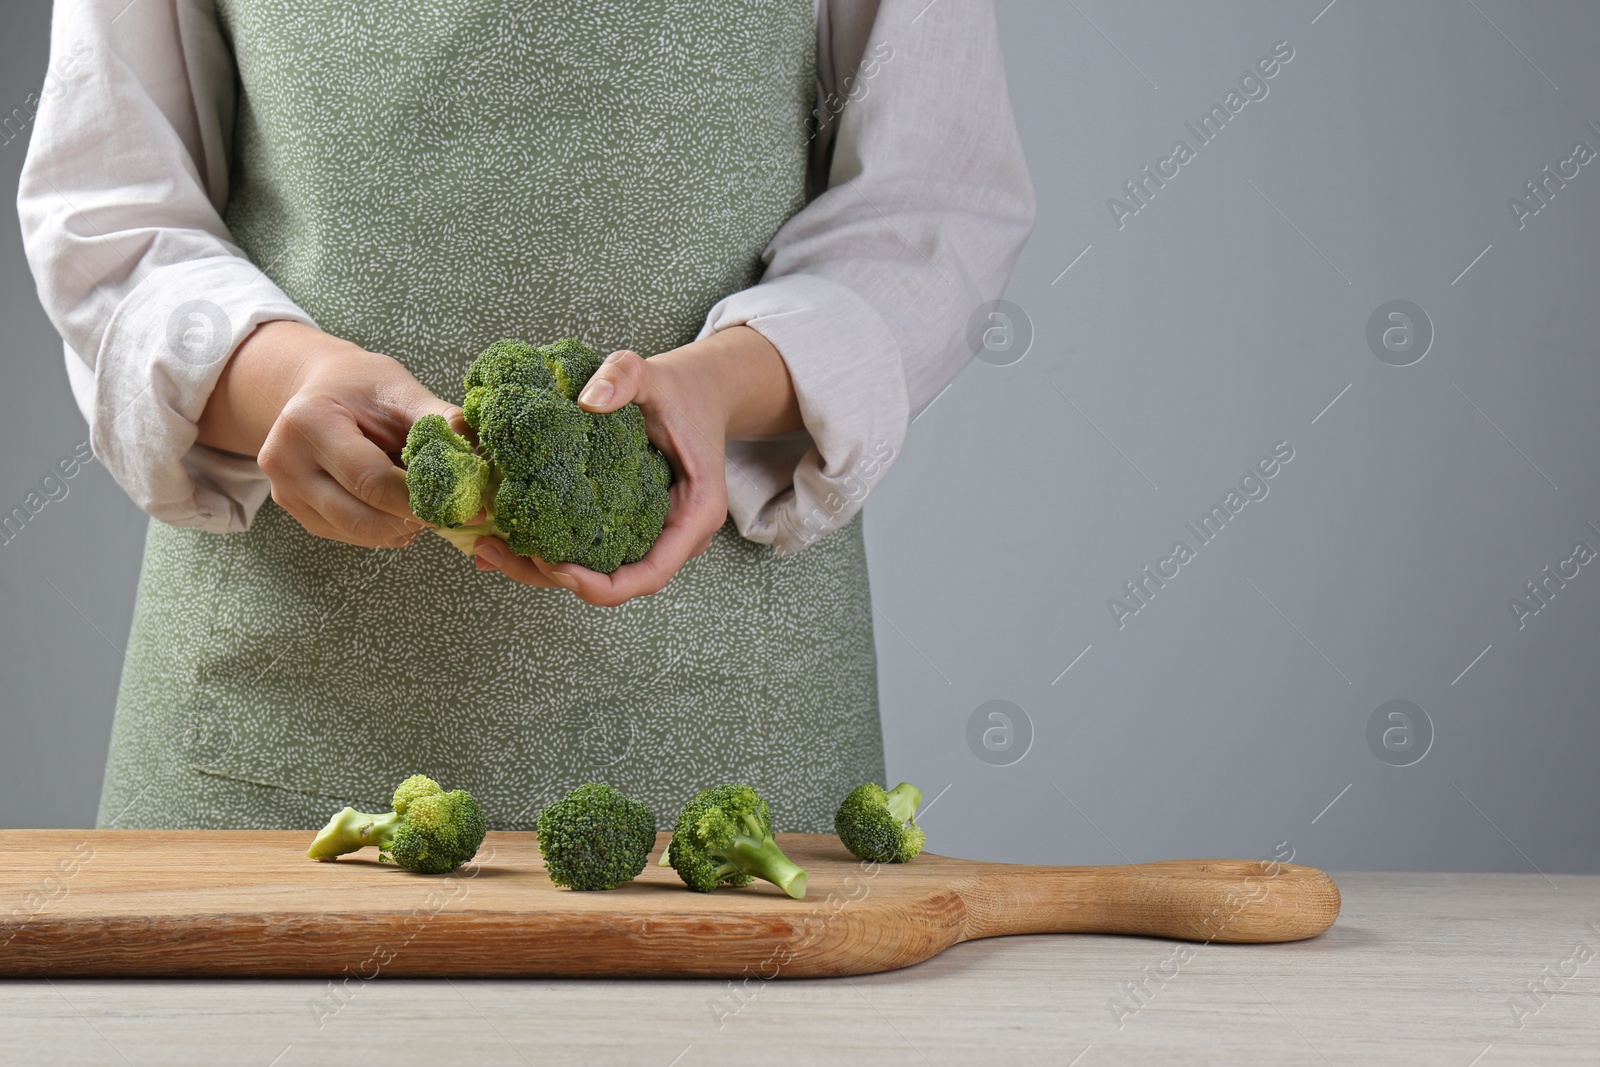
(17, 0), (1034, 555)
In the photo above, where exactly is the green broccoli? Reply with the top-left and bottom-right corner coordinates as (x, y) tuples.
(307, 774), (487, 874)
(401, 415), (492, 535)
(536, 783), (657, 891)
(402, 338), (673, 573)
(662, 784), (808, 899)
(834, 781), (926, 864)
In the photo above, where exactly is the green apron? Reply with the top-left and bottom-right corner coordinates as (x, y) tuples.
(97, 0), (884, 833)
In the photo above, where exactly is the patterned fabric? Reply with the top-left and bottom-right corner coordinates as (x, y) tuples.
(97, 0), (884, 833)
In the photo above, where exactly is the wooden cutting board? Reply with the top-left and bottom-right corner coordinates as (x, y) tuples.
(0, 830), (1339, 978)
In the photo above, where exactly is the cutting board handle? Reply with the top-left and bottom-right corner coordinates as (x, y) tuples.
(958, 858), (1340, 943)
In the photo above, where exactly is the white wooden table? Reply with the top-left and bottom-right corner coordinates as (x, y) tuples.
(2, 873), (1595, 1065)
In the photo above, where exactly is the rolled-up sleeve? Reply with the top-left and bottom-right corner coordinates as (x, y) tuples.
(706, 0), (1035, 555)
(17, 0), (315, 533)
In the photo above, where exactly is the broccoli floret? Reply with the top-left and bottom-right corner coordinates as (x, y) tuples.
(536, 783), (657, 891)
(834, 781), (925, 864)
(403, 338), (673, 573)
(401, 415), (493, 532)
(663, 784), (808, 899)
(307, 774), (487, 874)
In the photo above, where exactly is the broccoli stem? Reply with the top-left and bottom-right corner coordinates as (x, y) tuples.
(430, 520), (504, 556)
(726, 814), (808, 899)
(428, 468), (506, 557)
(307, 808), (401, 861)
(885, 782), (922, 826)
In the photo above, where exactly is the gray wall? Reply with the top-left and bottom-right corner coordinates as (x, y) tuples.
(4, 0), (1598, 873)
(1, 0), (151, 829)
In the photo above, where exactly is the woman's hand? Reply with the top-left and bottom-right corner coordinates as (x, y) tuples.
(476, 326), (801, 606)
(197, 321), (463, 549)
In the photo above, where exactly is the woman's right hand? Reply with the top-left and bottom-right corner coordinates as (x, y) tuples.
(196, 321), (464, 549)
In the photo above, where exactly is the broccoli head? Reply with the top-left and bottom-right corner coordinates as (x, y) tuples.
(536, 783), (657, 891)
(307, 774), (487, 874)
(403, 338), (673, 573)
(834, 781), (925, 864)
(663, 784), (807, 899)
(401, 415), (492, 532)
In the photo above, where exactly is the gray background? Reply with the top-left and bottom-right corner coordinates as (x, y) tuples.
(3, 0), (1598, 874)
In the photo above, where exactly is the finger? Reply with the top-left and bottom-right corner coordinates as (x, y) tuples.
(300, 471), (424, 548)
(264, 441), (420, 549)
(271, 478), (420, 549)
(576, 350), (652, 413)
(277, 398), (419, 524)
(375, 375), (472, 452)
(519, 551), (574, 588)
(261, 430), (421, 548)
(417, 400), (471, 441)
(474, 538), (561, 588)
(268, 484), (347, 545)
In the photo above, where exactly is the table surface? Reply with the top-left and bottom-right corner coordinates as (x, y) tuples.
(2, 872), (1595, 1066)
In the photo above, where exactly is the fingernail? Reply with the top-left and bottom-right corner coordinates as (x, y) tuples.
(475, 555), (498, 572)
(551, 571), (579, 590)
(578, 378), (613, 407)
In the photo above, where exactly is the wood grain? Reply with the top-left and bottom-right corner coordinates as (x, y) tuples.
(0, 831), (1338, 978)
(5, 874), (1593, 1066)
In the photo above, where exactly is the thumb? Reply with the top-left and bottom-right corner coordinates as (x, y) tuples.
(440, 403), (471, 438)
(397, 385), (470, 438)
(577, 350), (651, 413)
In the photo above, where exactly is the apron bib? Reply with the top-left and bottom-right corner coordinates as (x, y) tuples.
(98, 0), (884, 832)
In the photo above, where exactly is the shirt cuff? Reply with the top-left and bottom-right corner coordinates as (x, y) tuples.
(77, 255), (316, 534)
(701, 273), (908, 555)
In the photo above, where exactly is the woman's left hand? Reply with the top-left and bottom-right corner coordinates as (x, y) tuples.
(474, 326), (800, 607)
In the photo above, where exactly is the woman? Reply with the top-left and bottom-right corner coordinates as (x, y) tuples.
(18, 0), (1033, 832)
